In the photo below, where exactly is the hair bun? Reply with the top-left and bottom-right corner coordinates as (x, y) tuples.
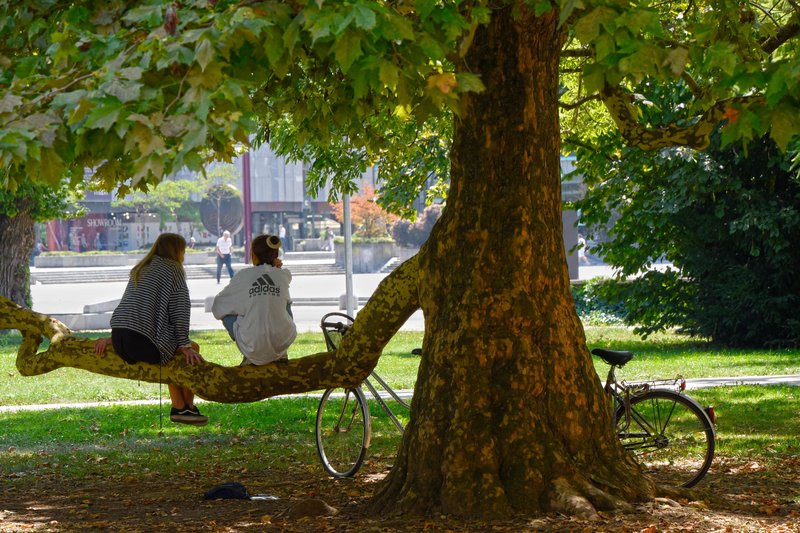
(267, 235), (281, 249)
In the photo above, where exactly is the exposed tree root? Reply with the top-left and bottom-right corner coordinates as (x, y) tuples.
(546, 475), (638, 520)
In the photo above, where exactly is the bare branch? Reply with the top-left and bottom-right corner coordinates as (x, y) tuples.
(559, 94), (601, 110)
(561, 49), (593, 58)
(681, 72), (703, 98)
(747, 1), (780, 25)
(561, 136), (614, 160)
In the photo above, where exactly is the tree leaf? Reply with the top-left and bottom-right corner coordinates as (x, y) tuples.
(427, 73), (457, 94)
(574, 6), (616, 43)
(705, 41), (737, 76)
(765, 64), (789, 107)
(196, 39), (214, 72)
(534, 1), (553, 17)
(455, 73), (485, 93)
(122, 5), (162, 25)
(103, 79), (141, 103)
(37, 149), (65, 185)
(333, 32), (362, 73)
(416, 0), (437, 20)
(283, 19), (301, 50)
(770, 106), (799, 151)
(83, 100), (123, 132)
(353, 4), (376, 30)
(181, 123), (208, 153)
(663, 47), (689, 77)
(559, 0), (584, 28)
(0, 94), (23, 114)
(119, 67), (143, 81)
(379, 61), (399, 91)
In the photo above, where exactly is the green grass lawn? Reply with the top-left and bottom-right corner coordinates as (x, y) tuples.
(1, 327), (798, 406)
(0, 385), (795, 480)
(585, 326), (800, 381)
(1, 326), (797, 531)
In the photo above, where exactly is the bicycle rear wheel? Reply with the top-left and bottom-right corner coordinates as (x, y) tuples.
(616, 389), (715, 488)
(315, 387), (371, 478)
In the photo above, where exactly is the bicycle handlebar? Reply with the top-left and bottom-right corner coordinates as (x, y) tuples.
(321, 321), (351, 334)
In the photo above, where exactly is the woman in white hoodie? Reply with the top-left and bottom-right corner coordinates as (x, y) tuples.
(211, 234), (297, 365)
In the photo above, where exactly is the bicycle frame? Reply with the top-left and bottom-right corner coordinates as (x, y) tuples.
(320, 312), (410, 433)
(362, 372), (410, 433)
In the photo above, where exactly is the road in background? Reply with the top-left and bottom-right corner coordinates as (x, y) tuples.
(29, 264), (621, 333)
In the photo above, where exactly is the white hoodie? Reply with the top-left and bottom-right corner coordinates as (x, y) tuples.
(211, 264), (297, 364)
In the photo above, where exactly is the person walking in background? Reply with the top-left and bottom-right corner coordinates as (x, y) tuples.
(189, 236), (196, 249)
(215, 229), (234, 284)
(323, 228), (335, 252)
(212, 234), (297, 366)
(30, 241), (45, 265)
(92, 233), (208, 426)
(578, 234), (590, 265)
(278, 224), (287, 250)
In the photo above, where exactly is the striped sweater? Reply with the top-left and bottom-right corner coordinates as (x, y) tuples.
(110, 255), (192, 363)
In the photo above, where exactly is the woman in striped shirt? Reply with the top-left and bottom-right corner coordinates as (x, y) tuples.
(93, 233), (208, 425)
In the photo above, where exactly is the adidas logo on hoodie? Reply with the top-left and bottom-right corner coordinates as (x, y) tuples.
(248, 273), (281, 297)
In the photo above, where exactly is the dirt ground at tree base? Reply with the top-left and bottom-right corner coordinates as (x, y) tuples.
(1, 456), (798, 532)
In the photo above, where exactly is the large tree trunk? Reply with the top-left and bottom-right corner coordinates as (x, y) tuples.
(0, 199), (35, 307)
(372, 6), (653, 518)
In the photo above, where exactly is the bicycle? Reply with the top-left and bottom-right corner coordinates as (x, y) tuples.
(315, 312), (410, 478)
(592, 347), (716, 488)
(314, 318), (716, 488)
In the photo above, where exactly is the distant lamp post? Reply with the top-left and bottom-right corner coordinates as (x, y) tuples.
(243, 150), (252, 264)
(302, 198), (311, 239)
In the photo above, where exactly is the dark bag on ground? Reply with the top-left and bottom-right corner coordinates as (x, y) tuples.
(203, 482), (250, 500)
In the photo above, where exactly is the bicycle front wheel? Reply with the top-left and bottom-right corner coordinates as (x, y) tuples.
(616, 389), (715, 488)
(315, 387), (371, 478)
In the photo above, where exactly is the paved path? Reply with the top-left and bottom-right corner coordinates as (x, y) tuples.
(683, 374), (800, 389)
(1, 375), (797, 413)
(29, 264), (622, 333)
(30, 271), (425, 332)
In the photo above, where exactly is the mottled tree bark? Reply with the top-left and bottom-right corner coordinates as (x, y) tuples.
(371, 6), (653, 518)
(0, 200), (35, 307)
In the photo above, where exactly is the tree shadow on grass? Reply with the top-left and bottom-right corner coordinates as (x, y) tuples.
(0, 454), (797, 532)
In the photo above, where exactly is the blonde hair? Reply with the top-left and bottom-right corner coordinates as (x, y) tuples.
(130, 233), (186, 285)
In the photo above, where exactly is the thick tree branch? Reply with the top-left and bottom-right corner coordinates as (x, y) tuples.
(601, 84), (757, 150)
(0, 255), (422, 403)
(761, 20), (800, 54)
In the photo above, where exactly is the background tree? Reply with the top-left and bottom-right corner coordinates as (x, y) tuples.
(331, 185), (398, 238)
(2, 0), (800, 520)
(391, 204), (444, 247)
(0, 180), (81, 307)
(112, 178), (203, 246)
(202, 164), (241, 237)
(573, 131), (800, 347)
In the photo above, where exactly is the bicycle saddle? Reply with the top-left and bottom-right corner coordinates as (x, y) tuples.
(591, 348), (633, 367)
